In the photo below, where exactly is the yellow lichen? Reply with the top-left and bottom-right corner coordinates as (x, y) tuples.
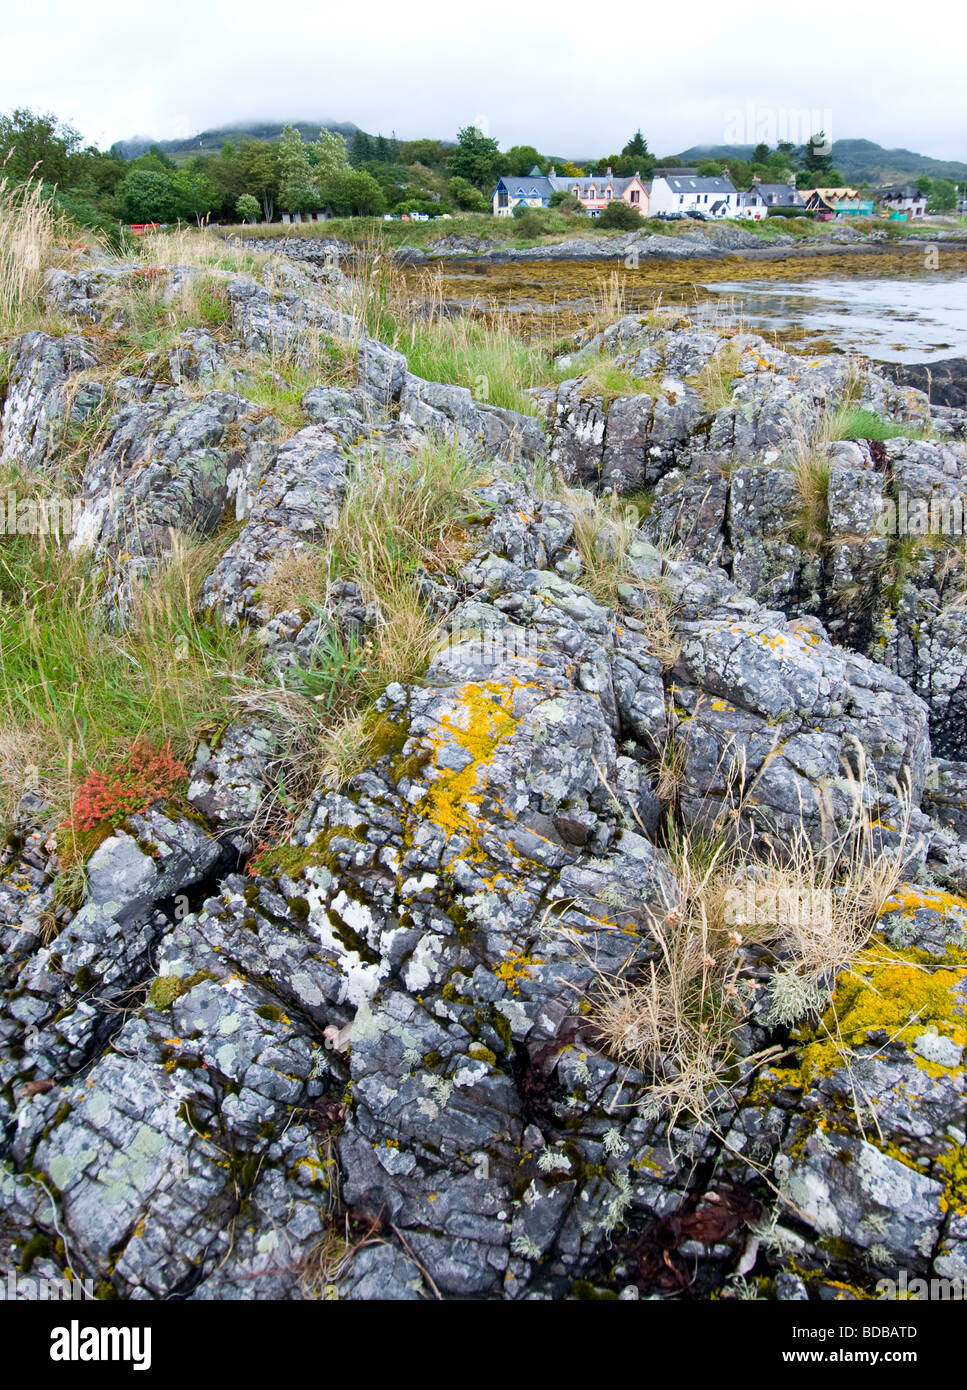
(421, 681), (521, 840)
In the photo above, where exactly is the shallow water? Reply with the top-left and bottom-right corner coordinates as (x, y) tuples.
(412, 251), (967, 364)
(700, 270), (967, 363)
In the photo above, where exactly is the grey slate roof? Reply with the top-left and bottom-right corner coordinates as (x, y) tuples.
(656, 174), (737, 195)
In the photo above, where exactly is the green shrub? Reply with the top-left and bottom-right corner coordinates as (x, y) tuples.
(511, 206), (553, 237)
(550, 192), (584, 217)
(596, 199), (644, 230)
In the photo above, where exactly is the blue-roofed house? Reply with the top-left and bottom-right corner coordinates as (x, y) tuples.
(491, 166), (649, 217)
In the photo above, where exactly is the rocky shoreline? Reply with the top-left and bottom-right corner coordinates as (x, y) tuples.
(1, 241), (966, 1301)
(236, 227), (967, 271)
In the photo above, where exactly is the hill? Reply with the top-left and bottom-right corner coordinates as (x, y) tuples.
(676, 137), (967, 184)
(113, 119), (361, 161)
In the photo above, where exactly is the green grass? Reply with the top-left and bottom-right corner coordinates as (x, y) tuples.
(832, 407), (935, 443)
(258, 438), (491, 788)
(0, 528), (258, 832)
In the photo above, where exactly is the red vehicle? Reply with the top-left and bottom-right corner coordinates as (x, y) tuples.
(128, 223), (162, 236)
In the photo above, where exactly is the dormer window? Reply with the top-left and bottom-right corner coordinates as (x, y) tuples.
(588, 187), (596, 199)
(572, 186), (579, 196)
(605, 187), (612, 198)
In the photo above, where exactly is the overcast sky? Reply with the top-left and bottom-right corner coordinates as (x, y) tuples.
(3, 0), (964, 159)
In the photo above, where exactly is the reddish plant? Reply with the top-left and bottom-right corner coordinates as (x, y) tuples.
(68, 740), (188, 834)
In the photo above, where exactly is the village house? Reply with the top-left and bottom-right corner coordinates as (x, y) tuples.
(646, 168), (738, 218)
(490, 166), (648, 217)
(737, 174), (805, 220)
(875, 184), (927, 219)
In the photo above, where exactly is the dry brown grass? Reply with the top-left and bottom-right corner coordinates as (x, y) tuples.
(0, 173), (84, 336)
(590, 746), (914, 1128)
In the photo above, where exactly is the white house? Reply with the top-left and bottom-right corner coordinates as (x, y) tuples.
(648, 169), (739, 218)
(876, 185), (928, 219)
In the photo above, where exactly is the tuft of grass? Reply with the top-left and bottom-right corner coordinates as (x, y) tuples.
(565, 353), (658, 408)
(591, 746), (913, 1130)
(791, 451), (831, 551)
(688, 341), (745, 413)
(550, 484), (680, 664)
(829, 406), (934, 444)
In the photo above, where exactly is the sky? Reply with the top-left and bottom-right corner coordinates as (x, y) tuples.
(3, 0), (964, 160)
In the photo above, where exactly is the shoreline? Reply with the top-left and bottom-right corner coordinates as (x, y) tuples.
(404, 233), (967, 267)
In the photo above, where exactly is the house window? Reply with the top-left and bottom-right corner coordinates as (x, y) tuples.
(679, 195), (684, 205)
(630, 190), (639, 203)
(572, 186), (579, 196)
(606, 187), (612, 198)
(589, 188), (595, 199)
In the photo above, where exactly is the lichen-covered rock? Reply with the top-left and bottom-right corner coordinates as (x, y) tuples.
(731, 891), (967, 1282)
(200, 423), (348, 626)
(1, 331), (99, 468)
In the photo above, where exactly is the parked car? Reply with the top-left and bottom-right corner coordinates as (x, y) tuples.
(685, 209), (709, 221)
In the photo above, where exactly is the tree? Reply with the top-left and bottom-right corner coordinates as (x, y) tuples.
(752, 142), (771, 165)
(349, 131), (375, 166)
(239, 140), (280, 221)
(448, 125), (502, 190)
(697, 160), (724, 177)
(446, 176), (488, 211)
(802, 132), (835, 176)
(621, 130), (649, 158)
(0, 107), (82, 183)
(171, 165), (220, 225)
(399, 139), (448, 168)
(278, 125), (317, 214)
(929, 179), (957, 212)
(916, 175), (932, 196)
(318, 168), (385, 216)
(116, 169), (176, 223)
(312, 128), (349, 183)
(235, 194), (261, 224)
(504, 145), (545, 176)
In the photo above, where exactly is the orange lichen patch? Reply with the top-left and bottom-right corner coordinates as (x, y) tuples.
(936, 1146), (967, 1217)
(879, 885), (967, 921)
(494, 949), (535, 994)
(798, 938), (967, 1083)
(420, 680), (522, 840)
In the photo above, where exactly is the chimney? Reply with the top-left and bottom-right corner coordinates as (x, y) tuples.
(548, 164), (556, 177)
(751, 174), (761, 186)
(788, 171), (797, 187)
(606, 166), (613, 178)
